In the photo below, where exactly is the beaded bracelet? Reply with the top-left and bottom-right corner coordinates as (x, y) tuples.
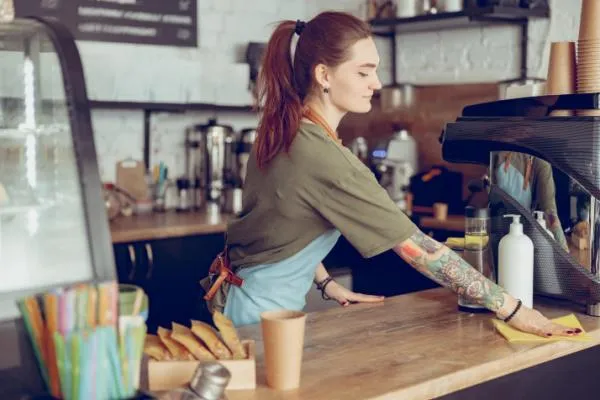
(315, 276), (335, 301)
(503, 299), (523, 323)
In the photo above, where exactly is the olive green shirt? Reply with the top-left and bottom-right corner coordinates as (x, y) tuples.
(227, 122), (417, 269)
(492, 152), (558, 214)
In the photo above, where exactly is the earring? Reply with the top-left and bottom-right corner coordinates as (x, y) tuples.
(323, 87), (329, 94)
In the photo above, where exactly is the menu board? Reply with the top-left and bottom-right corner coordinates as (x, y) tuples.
(14, 0), (197, 47)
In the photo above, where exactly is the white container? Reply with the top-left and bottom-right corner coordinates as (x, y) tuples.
(498, 214), (534, 308)
(438, 0), (463, 12)
(533, 210), (554, 239)
(396, 0), (420, 17)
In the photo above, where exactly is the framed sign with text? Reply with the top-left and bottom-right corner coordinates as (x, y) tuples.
(15, 0), (197, 47)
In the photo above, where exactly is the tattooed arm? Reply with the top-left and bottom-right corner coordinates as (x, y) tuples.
(393, 230), (510, 314)
(393, 230), (580, 337)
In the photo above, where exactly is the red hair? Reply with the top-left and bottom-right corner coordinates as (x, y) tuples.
(255, 12), (371, 169)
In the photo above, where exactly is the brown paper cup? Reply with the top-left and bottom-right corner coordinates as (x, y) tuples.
(433, 203), (448, 221)
(579, 0), (600, 40)
(546, 42), (576, 96)
(261, 310), (307, 390)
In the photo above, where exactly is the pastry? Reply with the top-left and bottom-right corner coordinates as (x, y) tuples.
(213, 311), (247, 359)
(157, 327), (195, 360)
(190, 320), (232, 360)
(171, 322), (216, 361)
(143, 334), (171, 361)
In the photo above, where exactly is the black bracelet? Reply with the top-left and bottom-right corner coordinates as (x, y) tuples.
(315, 276), (335, 301)
(503, 299), (523, 323)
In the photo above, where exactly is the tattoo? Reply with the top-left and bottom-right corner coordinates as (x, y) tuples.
(397, 231), (506, 312)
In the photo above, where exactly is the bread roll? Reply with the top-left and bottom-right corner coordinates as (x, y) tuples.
(191, 320), (232, 360)
(171, 322), (216, 361)
(213, 311), (247, 359)
(157, 327), (195, 360)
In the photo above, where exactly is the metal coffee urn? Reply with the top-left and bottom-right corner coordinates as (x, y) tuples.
(187, 118), (234, 205)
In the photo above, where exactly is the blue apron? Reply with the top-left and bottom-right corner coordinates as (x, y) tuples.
(224, 229), (341, 326)
(496, 162), (532, 210)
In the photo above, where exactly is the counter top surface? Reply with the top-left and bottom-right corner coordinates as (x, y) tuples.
(110, 211), (466, 244)
(110, 209), (231, 243)
(229, 288), (600, 400)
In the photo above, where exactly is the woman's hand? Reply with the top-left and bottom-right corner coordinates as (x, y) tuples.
(324, 280), (385, 307)
(498, 298), (582, 338)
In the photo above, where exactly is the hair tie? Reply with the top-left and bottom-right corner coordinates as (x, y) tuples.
(295, 20), (306, 35)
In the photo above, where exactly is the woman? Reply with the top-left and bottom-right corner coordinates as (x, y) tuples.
(492, 151), (569, 251)
(201, 11), (580, 338)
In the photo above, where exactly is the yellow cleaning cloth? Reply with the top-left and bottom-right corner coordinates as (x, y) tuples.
(493, 314), (591, 342)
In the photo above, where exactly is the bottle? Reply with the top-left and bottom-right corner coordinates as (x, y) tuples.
(533, 210), (554, 238)
(498, 214), (534, 309)
(458, 206), (494, 313)
(176, 178), (191, 212)
(180, 362), (231, 400)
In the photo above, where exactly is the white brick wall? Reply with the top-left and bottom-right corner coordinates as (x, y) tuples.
(88, 0), (582, 181)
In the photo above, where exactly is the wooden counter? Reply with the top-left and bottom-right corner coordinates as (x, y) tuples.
(110, 209), (230, 243)
(226, 288), (600, 400)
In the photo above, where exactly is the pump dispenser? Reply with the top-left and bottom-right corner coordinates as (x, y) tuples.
(498, 214), (534, 308)
(533, 210), (554, 239)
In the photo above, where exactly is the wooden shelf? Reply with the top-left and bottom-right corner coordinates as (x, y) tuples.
(369, 5), (550, 35)
(88, 100), (255, 113)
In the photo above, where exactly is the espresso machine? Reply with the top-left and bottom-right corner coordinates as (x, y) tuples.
(441, 92), (600, 316)
(371, 128), (418, 212)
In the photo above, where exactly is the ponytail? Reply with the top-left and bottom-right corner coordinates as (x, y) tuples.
(255, 21), (302, 170)
(255, 12), (371, 170)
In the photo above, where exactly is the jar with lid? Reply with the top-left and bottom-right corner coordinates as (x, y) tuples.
(458, 206), (495, 313)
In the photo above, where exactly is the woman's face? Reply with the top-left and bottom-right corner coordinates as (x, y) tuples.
(327, 37), (382, 113)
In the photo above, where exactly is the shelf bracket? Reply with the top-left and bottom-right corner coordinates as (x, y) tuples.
(520, 19), (529, 82)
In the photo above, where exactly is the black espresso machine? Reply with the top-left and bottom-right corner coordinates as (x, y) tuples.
(440, 93), (600, 317)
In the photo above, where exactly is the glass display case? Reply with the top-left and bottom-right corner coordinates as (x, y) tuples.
(0, 15), (115, 396)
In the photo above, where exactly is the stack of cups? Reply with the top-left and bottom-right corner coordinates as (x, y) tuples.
(577, 0), (600, 116)
(545, 41), (576, 116)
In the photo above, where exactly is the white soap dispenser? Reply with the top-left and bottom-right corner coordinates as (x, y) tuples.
(533, 210), (554, 239)
(498, 214), (534, 308)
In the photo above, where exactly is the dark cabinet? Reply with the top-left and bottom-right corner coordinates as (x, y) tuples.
(113, 233), (224, 333)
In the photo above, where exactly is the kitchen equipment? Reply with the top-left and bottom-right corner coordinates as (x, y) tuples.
(438, 0), (464, 12)
(441, 92), (600, 316)
(246, 42), (266, 95)
(185, 126), (204, 201)
(176, 178), (192, 212)
(348, 136), (369, 165)
(237, 128), (257, 186)
(410, 166), (464, 214)
(371, 128), (418, 212)
(459, 206), (495, 313)
(396, 0), (420, 17)
(379, 83), (415, 111)
(188, 119), (234, 203)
